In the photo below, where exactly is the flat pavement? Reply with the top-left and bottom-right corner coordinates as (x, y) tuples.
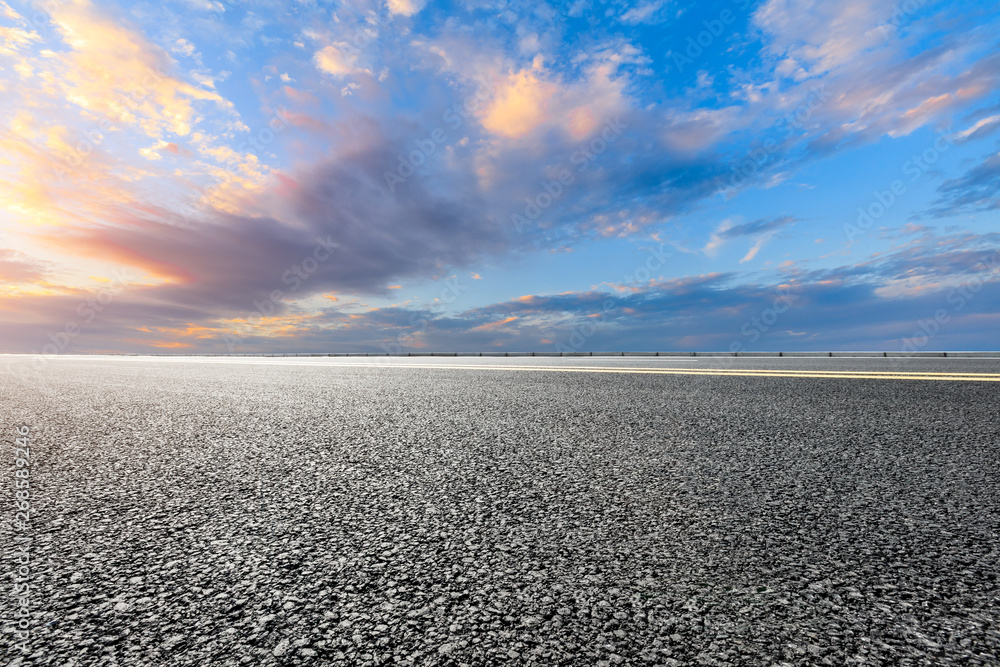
(2, 355), (999, 665)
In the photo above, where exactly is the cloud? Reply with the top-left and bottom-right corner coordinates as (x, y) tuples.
(309, 232), (1000, 353)
(1, 1), (20, 20)
(701, 216), (796, 260)
(954, 114), (1000, 143)
(314, 44), (370, 78)
(469, 315), (518, 332)
(3, 0), (1000, 358)
(476, 56), (630, 141)
(386, 0), (427, 17)
(719, 215), (797, 239)
(754, 0), (893, 77)
(729, 0), (1000, 192)
(0, 24), (39, 55)
(4, 230), (999, 354)
(173, 38), (197, 57)
(30, 121), (505, 320)
(182, 0), (225, 11)
(0, 250), (51, 283)
(740, 236), (769, 263)
(0, 0), (263, 238)
(620, 0), (672, 25)
(478, 68), (557, 138)
(660, 106), (746, 154)
(927, 151), (1000, 217)
(283, 86), (319, 105)
(702, 220), (734, 257)
(41, 0), (226, 139)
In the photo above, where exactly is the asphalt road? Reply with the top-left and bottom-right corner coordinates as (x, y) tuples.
(3, 356), (1000, 665)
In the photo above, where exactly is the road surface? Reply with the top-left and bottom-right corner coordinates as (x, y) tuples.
(3, 355), (999, 665)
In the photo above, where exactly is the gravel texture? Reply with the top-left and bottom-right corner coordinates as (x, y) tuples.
(2, 356), (1000, 666)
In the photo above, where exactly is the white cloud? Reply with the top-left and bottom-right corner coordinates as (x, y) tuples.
(174, 38), (196, 57)
(183, 0), (224, 11)
(621, 0), (671, 25)
(754, 0), (891, 76)
(740, 234), (770, 263)
(314, 44), (369, 78)
(954, 114), (1000, 142)
(386, 0), (427, 17)
(702, 219), (734, 257)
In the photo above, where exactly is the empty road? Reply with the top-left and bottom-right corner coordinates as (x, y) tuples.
(3, 355), (999, 665)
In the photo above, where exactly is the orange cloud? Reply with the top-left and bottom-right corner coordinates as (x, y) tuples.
(479, 69), (557, 138)
(387, 0), (427, 16)
(163, 142), (192, 156)
(44, 0), (225, 139)
(0, 24), (40, 56)
(476, 57), (628, 141)
(150, 340), (195, 348)
(0, 0), (267, 246)
(314, 44), (370, 79)
(42, 219), (195, 284)
(469, 315), (518, 332)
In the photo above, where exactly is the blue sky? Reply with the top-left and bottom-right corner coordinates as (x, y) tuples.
(1, 0), (998, 353)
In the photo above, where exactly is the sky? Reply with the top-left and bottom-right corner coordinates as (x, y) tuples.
(1, 0), (999, 355)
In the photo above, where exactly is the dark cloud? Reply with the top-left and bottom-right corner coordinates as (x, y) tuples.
(7, 230), (996, 356)
(47, 126), (505, 318)
(927, 151), (1000, 218)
